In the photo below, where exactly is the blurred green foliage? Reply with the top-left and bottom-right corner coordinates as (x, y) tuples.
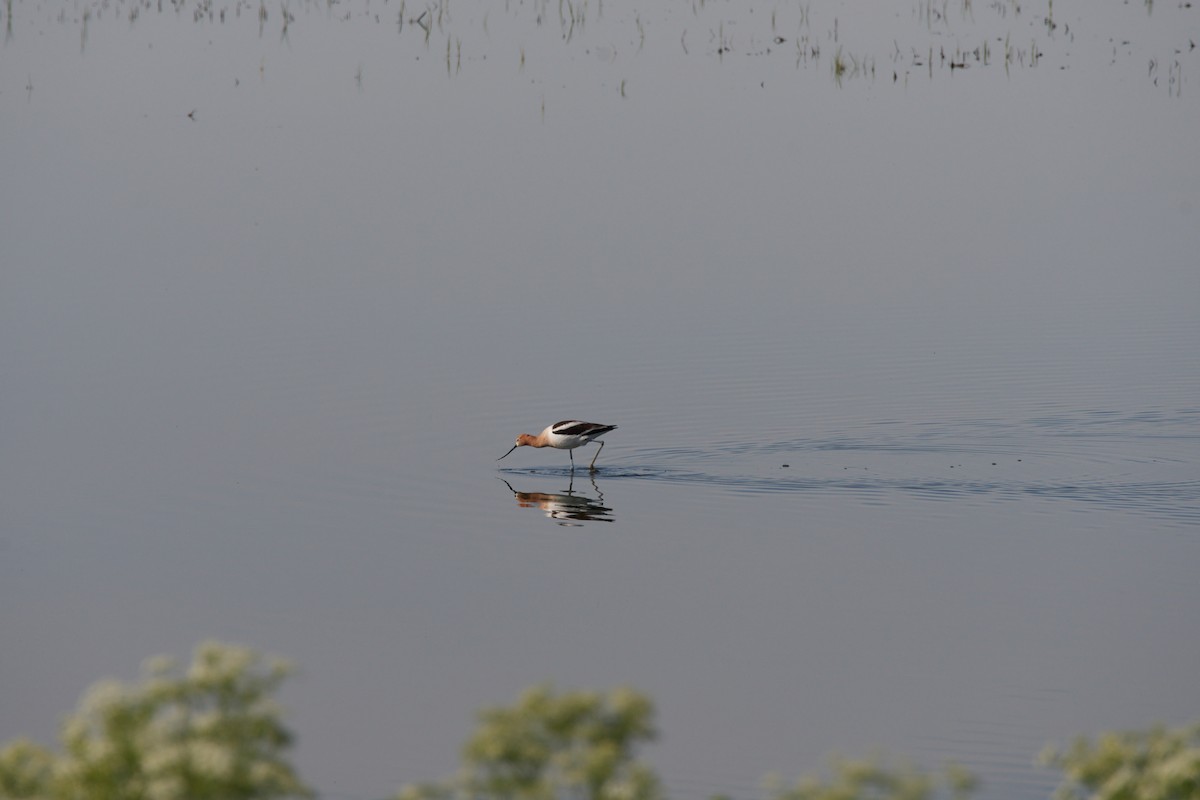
(1040, 722), (1200, 800)
(763, 754), (977, 800)
(2, 641), (1197, 800)
(396, 684), (663, 800)
(0, 641), (311, 800)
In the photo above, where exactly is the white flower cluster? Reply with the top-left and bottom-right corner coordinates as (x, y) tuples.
(0, 640), (312, 800)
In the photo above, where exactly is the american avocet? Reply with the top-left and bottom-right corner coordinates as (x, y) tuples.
(497, 420), (617, 471)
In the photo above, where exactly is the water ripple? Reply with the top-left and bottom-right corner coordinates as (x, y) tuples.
(597, 410), (1200, 527)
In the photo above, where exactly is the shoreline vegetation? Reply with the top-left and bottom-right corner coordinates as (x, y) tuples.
(1, 641), (1197, 800)
(2, 0), (1192, 96)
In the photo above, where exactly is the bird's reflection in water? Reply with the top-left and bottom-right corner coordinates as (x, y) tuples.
(498, 475), (614, 525)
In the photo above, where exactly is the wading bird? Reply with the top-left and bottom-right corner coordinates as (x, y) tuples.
(497, 420), (617, 471)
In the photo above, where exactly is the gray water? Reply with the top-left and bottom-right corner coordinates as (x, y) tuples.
(2, 1), (1198, 799)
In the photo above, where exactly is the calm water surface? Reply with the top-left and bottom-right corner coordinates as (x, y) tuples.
(2, 1), (1198, 799)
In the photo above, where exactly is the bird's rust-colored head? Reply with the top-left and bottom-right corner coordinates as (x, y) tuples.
(497, 434), (535, 461)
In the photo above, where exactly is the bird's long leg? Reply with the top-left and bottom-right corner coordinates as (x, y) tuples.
(589, 440), (605, 471)
(569, 449), (575, 471)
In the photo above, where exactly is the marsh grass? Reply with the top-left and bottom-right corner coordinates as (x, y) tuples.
(1152, 56), (1185, 96)
(716, 21), (730, 58)
(795, 35), (819, 68)
(410, 7), (430, 41)
(11, 0), (1184, 96)
(799, 2), (810, 29)
(280, 0), (292, 40)
(559, 0), (587, 43)
(443, 35), (462, 74)
(831, 46), (874, 83)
